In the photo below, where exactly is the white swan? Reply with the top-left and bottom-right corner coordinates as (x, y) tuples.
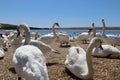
(98, 19), (120, 46)
(65, 37), (103, 79)
(31, 32), (41, 40)
(56, 31), (70, 47)
(0, 34), (9, 51)
(12, 45), (49, 80)
(37, 22), (60, 44)
(12, 23), (49, 80)
(77, 23), (95, 44)
(69, 32), (78, 42)
(16, 23), (59, 53)
(92, 44), (120, 58)
(0, 48), (5, 58)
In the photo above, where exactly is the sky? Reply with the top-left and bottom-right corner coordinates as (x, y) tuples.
(0, 0), (120, 28)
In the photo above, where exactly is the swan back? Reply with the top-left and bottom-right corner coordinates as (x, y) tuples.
(0, 48), (5, 58)
(65, 46), (88, 75)
(92, 44), (120, 58)
(65, 37), (103, 79)
(13, 45), (49, 80)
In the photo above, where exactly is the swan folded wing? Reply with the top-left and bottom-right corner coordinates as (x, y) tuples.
(65, 56), (88, 78)
(65, 47), (88, 78)
(0, 48), (5, 58)
(38, 35), (56, 44)
(29, 40), (52, 53)
(92, 45), (120, 57)
(25, 59), (49, 80)
(92, 47), (109, 57)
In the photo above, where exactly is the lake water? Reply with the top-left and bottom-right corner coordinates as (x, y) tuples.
(0, 29), (120, 36)
(31, 29), (120, 36)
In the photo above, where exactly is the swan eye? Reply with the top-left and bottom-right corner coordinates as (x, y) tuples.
(76, 48), (79, 54)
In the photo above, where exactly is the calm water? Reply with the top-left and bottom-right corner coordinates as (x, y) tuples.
(31, 29), (120, 36)
(0, 29), (120, 36)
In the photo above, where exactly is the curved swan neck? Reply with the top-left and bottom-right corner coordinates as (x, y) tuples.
(18, 24), (31, 45)
(92, 23), (96, 37)
(85, 42), (95, 79)
(24, 31), (30, 45)
(52, 23), (60, 37)
(101, 19), (106, 36)
(72, 32), (76, 39)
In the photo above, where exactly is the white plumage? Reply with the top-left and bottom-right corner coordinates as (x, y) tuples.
(92, 45), (120, 58)
(13, 45), (49, 80)
(56, 31), (70, 47)
(37, 22), (60, 44)
(65, 37), (103, 79)
(0, 48), (5, 58)
(11, 23), (58, 53)
(77, 23), (96, 44)
(96, 19), (120, 46)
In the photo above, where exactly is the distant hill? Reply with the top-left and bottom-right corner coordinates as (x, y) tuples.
(0, 23), (44, 30)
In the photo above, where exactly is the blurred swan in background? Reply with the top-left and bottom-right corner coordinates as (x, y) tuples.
(90, 19), (120, 46)
(99, 19), (120, 46)
(56, 30), (70, 47)
(65, 37), (103, 79)
(31, 32), (41, 40)
(69, 32), (78, 42)
(77, 23), (96, 44)
(0, 48), (5, 58)
(15, 23), (59, 53)
(37, 22), (60, 44)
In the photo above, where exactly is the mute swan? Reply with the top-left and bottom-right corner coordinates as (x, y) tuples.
(0, 48), (5, 58)
(98, 19), (120, 46)
(65, 37), (103, 79)
(12, 45), (49, 80)
(77, 23), (95, 44)
(0, 34), (9, 51)
(31, 32), (41, 40)
(37, 22), (60, 44)
(92, 44), (120, 58)
(56, 31), (70, 47)
(69, 32), (78, 42)
(16, 23), (59, 53)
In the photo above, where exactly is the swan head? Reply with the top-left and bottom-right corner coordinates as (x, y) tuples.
(102, 18), (105, 23)
(18, 23), (29, 33)
(92, 22), (94, 27)
(54, 22), (60, 27)
(90, 37), (103, 50)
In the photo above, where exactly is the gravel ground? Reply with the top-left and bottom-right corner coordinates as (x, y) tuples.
(0, 41), (120, 80)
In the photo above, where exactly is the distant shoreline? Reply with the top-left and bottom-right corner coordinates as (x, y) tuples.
(1, 23), (120, 30)
(1, 27), (120, 30)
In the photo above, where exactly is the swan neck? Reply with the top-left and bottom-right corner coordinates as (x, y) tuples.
(92, 27), (96, 37)
(85, 43), (94, 79)
(24, 31), (31, 45)
(22, 26), (31, 45)
(102, 21), (106, 36)
(52, 24), (57, 37)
